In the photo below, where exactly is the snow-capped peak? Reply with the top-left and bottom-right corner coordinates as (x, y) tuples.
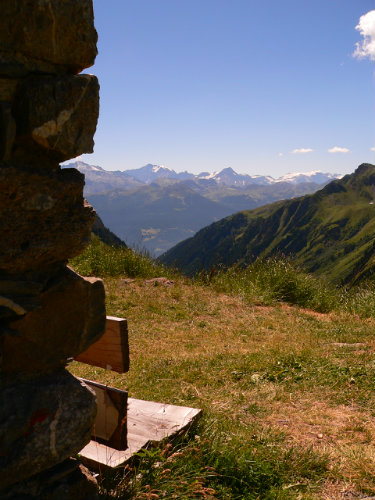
(65, 161), (105, 172)
(276, 171), (343, 184)
(198, 171), (220, 180)
(152, 164), (173, 173)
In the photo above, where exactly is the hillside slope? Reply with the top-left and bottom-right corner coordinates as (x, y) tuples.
(160, 164), (375, 284)
(87, 181), (324, 256)
(87, 183), (232, 255)
(92, 215), (127, 247)
(65, 161), (336, 255)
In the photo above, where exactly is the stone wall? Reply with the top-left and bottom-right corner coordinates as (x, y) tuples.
(0, 2), (105, 498)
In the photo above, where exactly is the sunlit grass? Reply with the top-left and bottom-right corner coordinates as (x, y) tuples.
(69, 242), (375, 499)
(70, 234), (175, 279)
(199, 257), (374, 318)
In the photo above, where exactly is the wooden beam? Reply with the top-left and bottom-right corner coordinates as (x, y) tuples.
(80, 378), (128, 450)
(75, 316), (129, 373)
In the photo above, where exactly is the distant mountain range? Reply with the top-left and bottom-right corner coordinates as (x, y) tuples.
(67, 161), (342, 193)
(64, 161), (343, 256)
(160, 164), (375, 285)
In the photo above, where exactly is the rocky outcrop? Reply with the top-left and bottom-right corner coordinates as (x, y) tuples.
(3, 268), (105, 379)
(0, 0), (97, 76)
(13, 74), (99, 164)
(0, 1), (104, 498)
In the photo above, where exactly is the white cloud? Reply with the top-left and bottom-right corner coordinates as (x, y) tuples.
(291, 148), (314, 154)
(278, 152), (284, 157)
(370, 147), (375, 152)
(328, 146), (350, 154)
(353, 10), (375, 60)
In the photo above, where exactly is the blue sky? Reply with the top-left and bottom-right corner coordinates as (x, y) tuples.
(81, 0), (375, 177)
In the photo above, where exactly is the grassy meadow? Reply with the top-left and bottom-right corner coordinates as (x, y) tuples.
(70, 240), (375, 500)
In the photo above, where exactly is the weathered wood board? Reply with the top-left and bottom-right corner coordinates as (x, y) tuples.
(79, 398), (201, 470)
(75, 316), (129, 373)
(80, 378), (128, 450)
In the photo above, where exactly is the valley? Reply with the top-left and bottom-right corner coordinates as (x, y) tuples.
(65, 161), (341, 256)
(160, 164), (375, 285)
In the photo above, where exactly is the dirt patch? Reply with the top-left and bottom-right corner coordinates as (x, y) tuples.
(264, 399), (373, 448)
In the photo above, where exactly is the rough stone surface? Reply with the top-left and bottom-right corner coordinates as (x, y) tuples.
(0, 371), (97, 491)
(0, 280), (43, 320)
(41, 463), (99, 500)
(12, 75), (99, 163)
(0, 166), (95, 277)
(0, 460), (98, 500)
(0, 102), (16, 161)
(2, 267), (105, 378)
(0, 78), (19, 102)
(0, 1), (104, 497)
(0, 1), (97, 76)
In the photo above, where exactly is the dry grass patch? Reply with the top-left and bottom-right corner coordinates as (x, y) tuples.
(70, 276), (375, 499)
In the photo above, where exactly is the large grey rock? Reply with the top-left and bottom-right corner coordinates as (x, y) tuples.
(0, 166), (95, 277)
(12, 74), (99, 163)
(0, 371), (97, 491)
(0, 0), (97, 76)
(2, 267), (105, 377)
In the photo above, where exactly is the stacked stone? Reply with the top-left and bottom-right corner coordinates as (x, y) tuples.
(0, 2), (105, 498)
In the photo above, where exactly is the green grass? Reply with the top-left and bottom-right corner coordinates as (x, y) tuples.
(159, 164), (375, 284)
(70, 234), (175, 279)
(199, 257), (375, 318)
(71, 239), (374, 318)
(99, 424), (329, 500)
(69, 242), (375, 499)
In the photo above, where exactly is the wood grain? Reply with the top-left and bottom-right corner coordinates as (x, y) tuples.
(75, 316), (129, 373)
(80, 398), (202, 469)
(80, 378), (128, 450)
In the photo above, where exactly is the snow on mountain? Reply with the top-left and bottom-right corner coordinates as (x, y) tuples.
(69, 161), (105, 173)
(276, 171), (343, 184)
(207, 168), (342, 186)
(197, 172), (219, 180)
(152, 165), (172, 173)
(64, 161), (143, 194)
(125, 164), (195, 183)
(246, 175), (275, 185)
(197, 168), (274, 186)
(66, 162), (343, 193)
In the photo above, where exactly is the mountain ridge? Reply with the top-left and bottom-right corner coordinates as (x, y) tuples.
(63, 161), (345, 256)
(64, 161), (342, 191)
(159, 163), (375, 284)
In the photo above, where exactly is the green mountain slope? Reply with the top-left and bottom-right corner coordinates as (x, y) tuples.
(87, 180), (323, 256)
(160, 164), (375, 284)
(92, 215), (127, 248)
(87, 183), (232, 256)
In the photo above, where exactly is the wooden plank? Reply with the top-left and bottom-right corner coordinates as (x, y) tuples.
(75, 316), (129, 373)
(127, 399), (199, 442)
(80, 378), (128, 450)
(79, 438), (145, 471)
(79, 398), (202, 470)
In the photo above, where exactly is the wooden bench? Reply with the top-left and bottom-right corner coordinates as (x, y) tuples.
(75, 315), (201, 470)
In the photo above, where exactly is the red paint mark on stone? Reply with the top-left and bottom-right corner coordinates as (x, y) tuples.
(24, 408), (50, 436)
(29, 408), (50, 427)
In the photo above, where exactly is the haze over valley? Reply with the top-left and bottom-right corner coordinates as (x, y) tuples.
(66, 161), (343, 255)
